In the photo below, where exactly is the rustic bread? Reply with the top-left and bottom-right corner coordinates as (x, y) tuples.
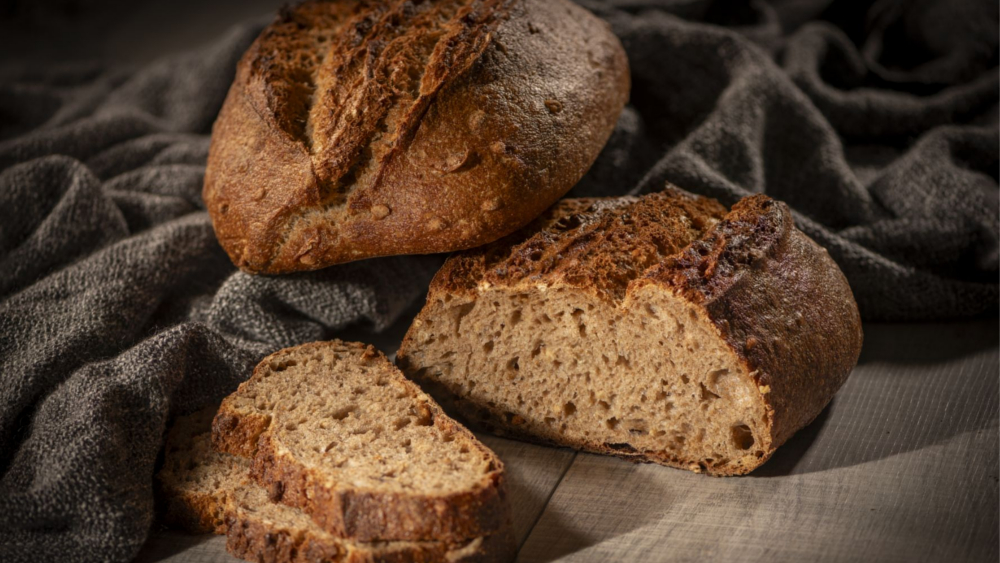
(158, 408), (514, 563)
(212, 340), (510, 542)
(396, 187), (864, 476)
(204, 0), (630, 274)
(226, 484), (514, 563)
(158, 406), (247, 534)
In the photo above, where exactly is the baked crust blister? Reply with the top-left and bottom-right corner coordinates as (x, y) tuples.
(397, 186), (863, 476)
(203, 0), (630, 273)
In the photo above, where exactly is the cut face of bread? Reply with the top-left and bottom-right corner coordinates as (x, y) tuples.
(212, 340), (509, 542)
(405, 286), (766, 472)
(204, 0), (630, 273)
(158, 409), (514, 563)
(158, 407), (248, 534)
(397, 188), (863, 476)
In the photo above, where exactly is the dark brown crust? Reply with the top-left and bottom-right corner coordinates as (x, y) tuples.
(248, 424), (509, 543)
(212, 341), (512, 542)
(212, 410), (270, 460)
(226, 510), (516, 563)
(159, 407), (515, 562)
(160, 487), (229, 535)
(204, 0), (630, 273)
(398, 187), (863, 475)
(644, 195), (863, 450)
(423, 189), (730, 302)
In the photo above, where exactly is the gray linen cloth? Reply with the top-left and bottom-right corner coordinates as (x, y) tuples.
(0, 1), (996, 561)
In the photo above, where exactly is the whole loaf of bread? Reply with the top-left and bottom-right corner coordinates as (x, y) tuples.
(204, 0), (630, 273)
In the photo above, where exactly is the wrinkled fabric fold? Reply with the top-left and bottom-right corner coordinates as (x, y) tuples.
(0, 1), (996, 562)
(575, 0), (998, 319)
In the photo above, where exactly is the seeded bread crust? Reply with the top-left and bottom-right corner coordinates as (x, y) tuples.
(396, 186), (863, 476)
(212, 340), (510, 542)
(204, 0), (630, 273)
(158, 409), (515, 563)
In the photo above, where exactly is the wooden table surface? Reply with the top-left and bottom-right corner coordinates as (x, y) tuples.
(137, 316), (999, 563)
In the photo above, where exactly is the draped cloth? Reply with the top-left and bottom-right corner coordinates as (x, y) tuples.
(0, 1), (995, 561)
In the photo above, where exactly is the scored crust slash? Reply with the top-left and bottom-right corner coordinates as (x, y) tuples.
(169, 0), (866, 561)
(203, 0), (629, 274)
(397, 186), (864, 476)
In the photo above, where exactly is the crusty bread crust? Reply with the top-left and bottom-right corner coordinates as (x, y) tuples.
(203, 0), (630, 273)
(397, 187), (863, 475)
(642, 194), (863, 451)
(158, 409), (515, 563)
(161, 485), (231, 535)
(246, 431), (508, 543)
(212, 340), (511, 542)
(226, 503), (515, 563)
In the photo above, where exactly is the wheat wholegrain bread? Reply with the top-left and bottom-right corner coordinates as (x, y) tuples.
(212, 340), (510, 542)
(225, 485), (513, 563)
(396, 187), (864, 476)
(204, 0), (630, 274)
(158, 408), (514, 563)
(158, 407), (248, 534)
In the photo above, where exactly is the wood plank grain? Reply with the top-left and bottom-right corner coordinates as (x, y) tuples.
(517, 321), (999, 563)
(479, 436), (577, 547)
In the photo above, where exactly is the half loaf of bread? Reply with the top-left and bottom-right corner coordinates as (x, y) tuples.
(158, 407), (514, 563)
(204, 0), (630, 273)
(397, 187), (863, 476)
(212, 340), (510, 542)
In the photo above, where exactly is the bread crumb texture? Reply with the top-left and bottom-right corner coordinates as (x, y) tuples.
(158, 407), (515, 562)
(398, 186), (863, 476)
(213, 340), (511, 542)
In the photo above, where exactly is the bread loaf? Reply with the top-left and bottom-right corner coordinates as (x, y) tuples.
(396, 187), (863, 476)
(204, 0), (630, 273)
(158, 407), (514, 563)
(212, 340), (511, 542)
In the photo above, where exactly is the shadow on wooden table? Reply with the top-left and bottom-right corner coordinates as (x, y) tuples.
(856, 319), (998, 366)
(751, 320), (999, 478)
(515, 459), (676, 563)
(515, 508), (594, 563)
(135, 528), (222, 563)
(750, 405), (831, 477)
(517, 474), (671, 563)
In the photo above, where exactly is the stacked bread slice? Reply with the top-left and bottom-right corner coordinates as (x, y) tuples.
(158, 340), (514, 563)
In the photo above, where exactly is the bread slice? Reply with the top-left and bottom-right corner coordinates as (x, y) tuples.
(159, 407), (247, 534)
(158, 408), (514, 563)
(396, 187), (864, 476)
(212, 340), (509, 542)
(225, 486), (514, 563)
(204, 0), (629, 274)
